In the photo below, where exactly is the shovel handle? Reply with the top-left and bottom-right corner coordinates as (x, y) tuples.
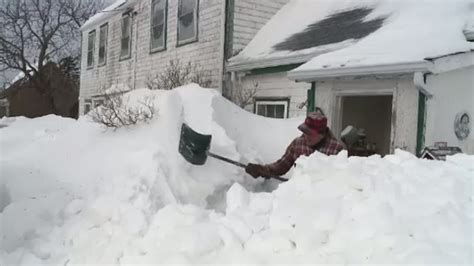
(208, 152), (247, 168)
(207, 152), (289, 182)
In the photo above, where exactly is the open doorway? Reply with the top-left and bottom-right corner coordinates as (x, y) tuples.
(340, 95), (393, 156)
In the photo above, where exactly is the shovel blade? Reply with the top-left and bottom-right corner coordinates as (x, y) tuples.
(179, 123), (212, 165)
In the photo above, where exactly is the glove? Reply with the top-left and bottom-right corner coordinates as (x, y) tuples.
(245, 163), (268, 179)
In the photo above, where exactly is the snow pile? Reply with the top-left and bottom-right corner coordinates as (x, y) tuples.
(294, 0), (474, 72)
(1, 85), (472, 265)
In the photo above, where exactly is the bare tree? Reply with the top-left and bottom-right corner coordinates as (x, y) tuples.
(146, 60), (212, 90)
(0, 0), (103, 111)
(89, 90), (156, 129)
(231, 82), (258, 108)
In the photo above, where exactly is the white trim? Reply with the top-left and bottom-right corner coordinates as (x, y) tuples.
(227, 54), (315, 72)
(288, 61), (431, 82)
(255, 100), (289, 119)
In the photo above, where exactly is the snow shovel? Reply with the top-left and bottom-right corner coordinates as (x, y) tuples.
(179, 123), (288, 182)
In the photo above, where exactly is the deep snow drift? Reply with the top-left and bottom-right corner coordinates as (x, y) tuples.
(1, 85), (472, 265)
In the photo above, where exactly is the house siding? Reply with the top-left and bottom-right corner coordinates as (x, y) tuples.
(315, 76), (419, 154)
(425, 66), (474, 154)
(80, 0), (225, 115)
(240, 72), (309, 118)
(79, 0), (287, 115)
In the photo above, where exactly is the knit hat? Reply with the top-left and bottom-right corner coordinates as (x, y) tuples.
(298, 111), (327, 136)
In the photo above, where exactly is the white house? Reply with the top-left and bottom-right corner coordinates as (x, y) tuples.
(79, 0), (289, 114)
(229, 0), (474, 155)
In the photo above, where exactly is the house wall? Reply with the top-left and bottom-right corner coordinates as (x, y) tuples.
(315, 76), (419, 154)
(239, 71), (309, 118)
(80, 0), (288, 115)
(80, 0), (225, 115)
(425, 66), (474, 154)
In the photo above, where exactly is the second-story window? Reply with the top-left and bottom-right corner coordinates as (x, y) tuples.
(120, 14), (132, 59)
(87, 30), (96, 68)
(150, 0), (167, 52)
(98, 23), (108, 66)
(177, 0), (198, 45)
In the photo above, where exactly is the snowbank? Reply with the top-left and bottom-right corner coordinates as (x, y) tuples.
(1, 85), (472, 265)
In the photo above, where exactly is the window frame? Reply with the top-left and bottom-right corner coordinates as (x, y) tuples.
(254, 98), (290, 119)
(98, 23), (109, 66)
(150, 0), (168, 53)
(87, 30), (96, 69)
(176, 0), (199, 46)
(120, 13), (133, 60)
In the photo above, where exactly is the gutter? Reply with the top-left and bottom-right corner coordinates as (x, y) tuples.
(227, 53), (318, 72)
(287, 61), (432, 82)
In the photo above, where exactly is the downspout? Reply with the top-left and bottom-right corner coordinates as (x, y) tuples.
(414, 72), (431, 156)
(218, 0), (229, 94)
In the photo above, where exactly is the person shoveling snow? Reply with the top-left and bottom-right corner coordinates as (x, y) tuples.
(0, 85), (472, 265)
(245, 110), (344, 179)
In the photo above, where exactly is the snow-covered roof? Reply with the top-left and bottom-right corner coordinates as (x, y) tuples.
(228, 0), (391, 71)
(229, 0), (474, 77)
(80, 0), (129, 32)
(288, 0), (474, 81)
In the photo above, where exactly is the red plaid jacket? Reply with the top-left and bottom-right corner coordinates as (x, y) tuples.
(263, 132), (344, 177)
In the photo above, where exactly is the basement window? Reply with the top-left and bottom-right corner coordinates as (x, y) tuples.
(255, 99), (289, 119)
(84, 99), (92, 114)
(93, 98), (105, 107)
(177, 0), (198, 45)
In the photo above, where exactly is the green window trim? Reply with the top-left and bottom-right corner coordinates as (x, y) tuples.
(416, 91), (427, 156)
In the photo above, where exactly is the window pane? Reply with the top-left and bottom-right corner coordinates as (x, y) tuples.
(179, 0), (196, 16)
(88, 34), (94, 49)
(257, 105), (265, 116)
(99, 47), (105, 62)
(122, 16), (130, 38)
(84, 104), (91, 114)
(267, 105), (276, 118)
(152, 1), (165, 26)
(151, 25), (164, 49)
(178, 13), (195, 41)
(275, 105), (285, 118)
(121, 37), (130, 57)
(87, 52), (93, 66)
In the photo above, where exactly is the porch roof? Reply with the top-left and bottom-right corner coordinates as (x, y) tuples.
(228, 0), (389, 72)
(288, 0), (474, 82)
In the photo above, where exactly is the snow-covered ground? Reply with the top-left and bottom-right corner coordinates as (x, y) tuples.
(1, 85), (472, 265)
